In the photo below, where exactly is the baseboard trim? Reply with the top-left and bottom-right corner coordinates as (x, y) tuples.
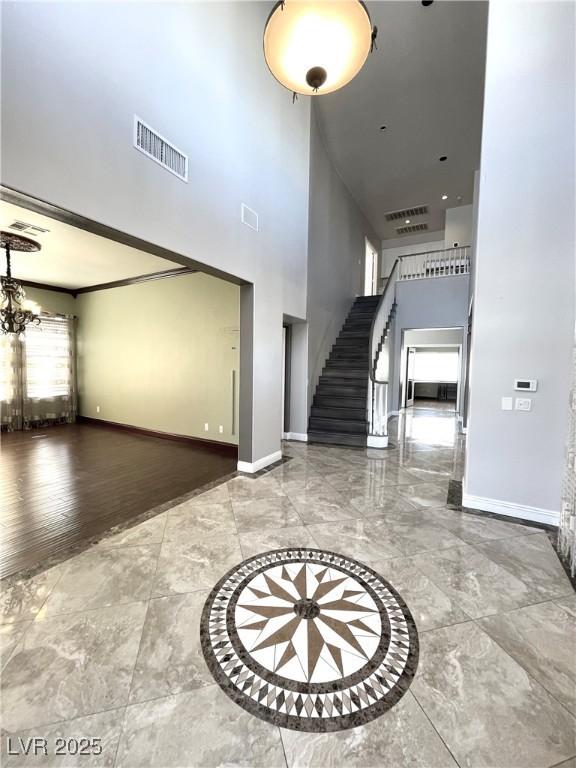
(77, 416), (238, 456)
(462, 492), (559, 526)
(284, 432), (308, 442)
(367, 434), (389, 448)
(238, 450), (283, 474)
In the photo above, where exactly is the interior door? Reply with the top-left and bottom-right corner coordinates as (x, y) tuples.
(405, 348), (416, 407)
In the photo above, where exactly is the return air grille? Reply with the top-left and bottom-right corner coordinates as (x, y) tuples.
(9, 220), (50, 236)
(133, 116), (188, 182)
(396, 223), (429, 235)
(385, 205), (428, 222)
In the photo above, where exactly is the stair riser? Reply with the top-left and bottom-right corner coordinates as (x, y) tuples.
(334, 338), (370, 347)
(325, 360), (368, 370)
(322, 368), (366, 379)
(314, 396), (366, 409)
(308, 432), (367, 448)
(316, 386), (368, 398)
(309, 419), (367, 435)
(311, 406), (366, 420)
(319, 380), (367, 391)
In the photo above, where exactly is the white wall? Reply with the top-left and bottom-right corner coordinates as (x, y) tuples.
(465, 0), (575, 524)
(0, 2), (311, 469)
(307, 107), (380, 410)
(444, 205), (473, 248)
(381, 233), (444, 278)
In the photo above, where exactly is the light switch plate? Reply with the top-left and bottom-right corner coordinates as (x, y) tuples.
(515, 398), (532, 411)
(501, 397), (513, 411)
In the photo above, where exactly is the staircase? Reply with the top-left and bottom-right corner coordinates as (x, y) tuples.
(308, 295), (381, 447)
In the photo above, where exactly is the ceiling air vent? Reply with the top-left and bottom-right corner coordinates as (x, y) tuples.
(133, 116), (188, 182)
(396, 223), (429, 235)
(385, 205), (428, 222)
(9, 220), (50, 236)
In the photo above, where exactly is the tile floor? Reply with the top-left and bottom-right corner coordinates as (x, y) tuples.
(1, 406), (575, 767)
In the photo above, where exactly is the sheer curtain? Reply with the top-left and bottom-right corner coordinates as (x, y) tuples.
(0, 334), (23, 430)
(0, 314), (77, 431)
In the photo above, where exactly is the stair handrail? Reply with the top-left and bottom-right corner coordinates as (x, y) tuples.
(367, 258), (400, 441)
(394, 245), (470, 260)
(369, 258), (399, 384)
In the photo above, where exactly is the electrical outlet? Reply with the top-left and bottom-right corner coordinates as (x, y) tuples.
(515, 398), (532, 412)
(204, 423), (209, 432)
(218, 425), (224, 434)
(96, 405), (100, 414)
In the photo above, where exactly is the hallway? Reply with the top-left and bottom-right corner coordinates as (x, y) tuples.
(1, 408), (574, 767)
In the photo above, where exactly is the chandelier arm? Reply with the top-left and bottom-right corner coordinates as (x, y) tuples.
(5, 243), (12, 279)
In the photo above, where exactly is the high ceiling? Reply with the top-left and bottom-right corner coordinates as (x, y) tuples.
(315, 1), (488, 240)
(0, 202), (175, 289)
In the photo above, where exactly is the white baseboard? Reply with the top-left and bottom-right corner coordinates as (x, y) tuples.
(367, 434), (389, 448)
(237, 450), (283, 474)
(462, 493), (559, 526)
(284, 432), (308, 442)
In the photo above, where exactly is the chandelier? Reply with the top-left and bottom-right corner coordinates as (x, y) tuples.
(1, 231), (42, 335)
(263, 1), (376, 97)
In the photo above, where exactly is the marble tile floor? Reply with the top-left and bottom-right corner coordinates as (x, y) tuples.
(1, 409), (575, 768)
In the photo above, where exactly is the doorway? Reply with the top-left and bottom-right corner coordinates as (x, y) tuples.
(400, 328), (464, 413)
(405, 347), (416, 406)
(364, 238), (379, 296)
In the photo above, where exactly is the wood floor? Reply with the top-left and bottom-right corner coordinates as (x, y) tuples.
(0, 423), (237, 579)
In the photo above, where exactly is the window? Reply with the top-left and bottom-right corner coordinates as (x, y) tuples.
(413, 348), (459, 383)
(24, 316), (71, 399)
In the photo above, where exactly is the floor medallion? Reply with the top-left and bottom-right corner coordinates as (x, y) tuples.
(200, 548), (419, 731)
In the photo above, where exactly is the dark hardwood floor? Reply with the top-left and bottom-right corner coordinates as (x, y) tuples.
(0, 423), (237, 578)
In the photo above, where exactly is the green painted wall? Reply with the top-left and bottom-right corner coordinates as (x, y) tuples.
(75, 273), (240, 445)
(23, 286), (77, 316)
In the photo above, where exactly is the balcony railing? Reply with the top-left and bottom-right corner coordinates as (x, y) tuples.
(398, 246), (470, 281)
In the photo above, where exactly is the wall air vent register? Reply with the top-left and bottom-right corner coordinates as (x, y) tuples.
(133, 116), (188, 182)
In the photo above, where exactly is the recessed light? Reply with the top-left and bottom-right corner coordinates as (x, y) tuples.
(422, 0), (434, 5)
(405, 219), (411, 224)
(380, 125), (387, 131)
(442, 194), (448, 200)
(439, 156), (447, 162)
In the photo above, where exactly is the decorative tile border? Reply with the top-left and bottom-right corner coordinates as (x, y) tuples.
(200, 548), (419, 732)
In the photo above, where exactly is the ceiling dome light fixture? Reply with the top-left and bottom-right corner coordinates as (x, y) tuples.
(263, 1), (376, 97)
(0, 231), (42, 335)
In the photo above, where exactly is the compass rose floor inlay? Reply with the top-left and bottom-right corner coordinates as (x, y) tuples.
(200, 547), (419, 731)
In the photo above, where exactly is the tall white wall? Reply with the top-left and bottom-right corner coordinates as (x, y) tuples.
(444, 205), (473, 248)
(0, 1), (311, 468)
(465, 1), (575, 524)
(307, 108), (380, 410)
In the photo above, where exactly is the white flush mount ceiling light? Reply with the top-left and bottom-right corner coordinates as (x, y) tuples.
(263, 1), (376, 97)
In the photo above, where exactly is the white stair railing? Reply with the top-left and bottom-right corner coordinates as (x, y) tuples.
(398, 246), (470, 281)
(367, 259), (399, 447)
